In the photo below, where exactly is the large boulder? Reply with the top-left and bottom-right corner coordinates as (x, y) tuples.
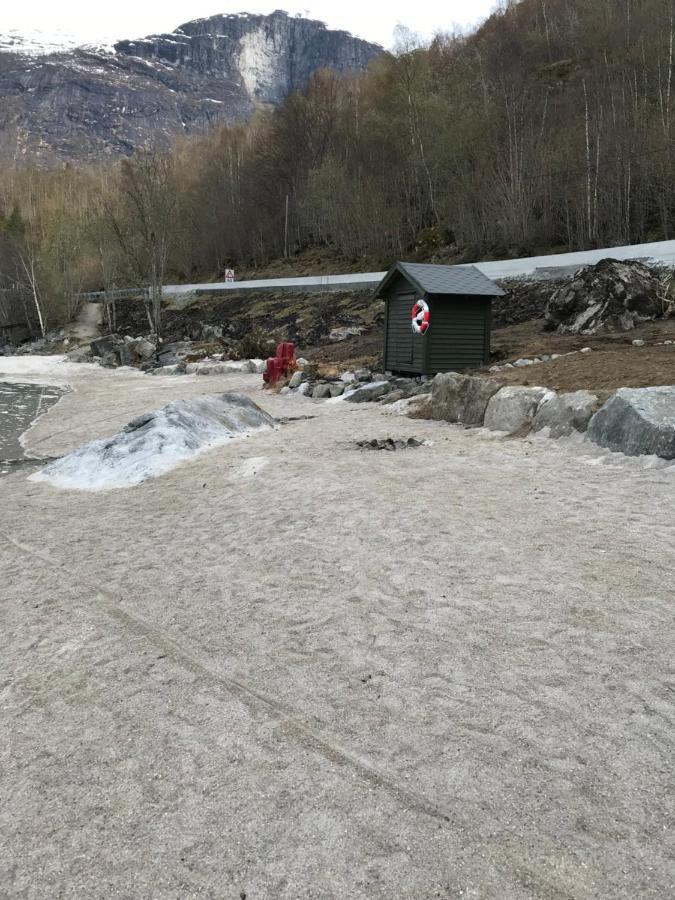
(382, 394), (433, 419)
(532, 390), (600, 437)
(90, 335), (119, 358)
(127, 337), (156, 360)
(484, 386), (549, 433)
(431, 372), (501, 426)
(586, 387), (675, 458)
(545, 259), (663, 334)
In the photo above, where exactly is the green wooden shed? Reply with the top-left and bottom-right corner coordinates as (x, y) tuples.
(378, 262), (505, 376)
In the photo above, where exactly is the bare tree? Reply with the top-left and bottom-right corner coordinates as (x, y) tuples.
(103, 153), (178, 337)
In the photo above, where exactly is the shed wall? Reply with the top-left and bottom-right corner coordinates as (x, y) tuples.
(427, 296), (491, 374)
(383, 275), (425, 374)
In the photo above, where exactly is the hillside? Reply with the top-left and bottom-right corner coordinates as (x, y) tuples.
(0, 11), (381, 163)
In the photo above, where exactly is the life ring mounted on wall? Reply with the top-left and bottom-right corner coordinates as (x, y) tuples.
(411, 298), (430, 335)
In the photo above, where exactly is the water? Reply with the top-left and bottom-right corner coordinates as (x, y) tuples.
(0, 382), (65, 477)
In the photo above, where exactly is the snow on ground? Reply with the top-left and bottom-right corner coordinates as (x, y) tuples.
(31, 393), (275, 491)
(0, 354), (127, 387)
(1, 364), (673, 898)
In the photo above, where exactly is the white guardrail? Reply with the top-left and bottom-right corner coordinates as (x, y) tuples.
(155, 239), (675, 297)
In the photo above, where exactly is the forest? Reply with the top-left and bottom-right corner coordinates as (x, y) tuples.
(3, 0), (675, 336)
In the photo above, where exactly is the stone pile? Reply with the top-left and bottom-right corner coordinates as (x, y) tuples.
(544, 259), (667, 334)
(286, 367), (433, 406)
(431, 371), (675, 458)
(89, 334), (157, 368)
(354, 437), (423, 451)
(431, 372), (600, 438)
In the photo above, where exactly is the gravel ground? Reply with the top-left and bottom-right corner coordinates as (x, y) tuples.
(1, 362), (674, 899)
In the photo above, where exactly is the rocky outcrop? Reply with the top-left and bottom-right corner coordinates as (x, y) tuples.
(586, 387), (675, 458)
(0, 12), (381, 163)
(544, 259), (666, 334)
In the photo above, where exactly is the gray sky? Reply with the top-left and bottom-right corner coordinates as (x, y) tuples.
(3, 1), (501, 49)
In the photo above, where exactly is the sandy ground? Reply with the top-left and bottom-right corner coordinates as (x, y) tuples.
(1, 361), (674, 899)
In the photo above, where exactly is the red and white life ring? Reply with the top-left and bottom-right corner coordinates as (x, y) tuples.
(411, 299), (430, 334)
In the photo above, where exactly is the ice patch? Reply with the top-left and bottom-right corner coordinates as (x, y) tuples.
(31, 393), (275, 491)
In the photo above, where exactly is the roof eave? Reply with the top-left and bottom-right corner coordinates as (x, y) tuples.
(374, 262), (426, 298)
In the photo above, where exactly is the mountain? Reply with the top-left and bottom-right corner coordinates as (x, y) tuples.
(0, 11), (381, 164)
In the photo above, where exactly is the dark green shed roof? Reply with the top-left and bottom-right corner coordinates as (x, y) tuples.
(376, 262), (505, 298)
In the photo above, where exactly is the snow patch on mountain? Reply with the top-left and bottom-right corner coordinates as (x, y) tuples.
(0, 28), (79, 56)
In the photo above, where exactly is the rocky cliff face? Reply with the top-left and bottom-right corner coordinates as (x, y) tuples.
(0, 11), (381, 164)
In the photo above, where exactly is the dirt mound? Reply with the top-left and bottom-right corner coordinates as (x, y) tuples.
(544, 259), (669, 334)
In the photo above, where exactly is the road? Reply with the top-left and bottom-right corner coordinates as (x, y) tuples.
(161, 239), (675, 296)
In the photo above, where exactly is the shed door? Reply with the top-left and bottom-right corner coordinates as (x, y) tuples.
(387, 292), (424, 372)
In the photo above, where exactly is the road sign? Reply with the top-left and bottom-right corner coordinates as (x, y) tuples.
(224, 269), (235, 282)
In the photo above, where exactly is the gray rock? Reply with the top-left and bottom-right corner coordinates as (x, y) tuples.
(288, 371), (304, 389)
(296, 382), (311, 396)
(329, 383), (345, 398)
(484, 386), (549, 433)
(340, 371), (357, 383)
(158, 341), (193, 366)
(632, 339), (645, 347)
(312, 383), (332, 399)
(379, 390), (405, 405)
(66, 346), (93, 363)
(128, 337), (156, 360)
(200, 324), (223, 341)
(532, 390), (599, 437)
(90, 335), (118, 358)
(586, 387), (675, 458)
(194, 364), (233, 376)
(344, 381), (392, 403)
(514, 358), (534, 367)
(119, 343), (136, 366)
(354, 369), (372, 382)
(431, 372), (501, 426)
(328, 326), (364, 342)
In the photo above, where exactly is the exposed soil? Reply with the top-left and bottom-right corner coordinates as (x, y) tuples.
(110, 273), (675, 392)
(484, 317), (675, 394)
